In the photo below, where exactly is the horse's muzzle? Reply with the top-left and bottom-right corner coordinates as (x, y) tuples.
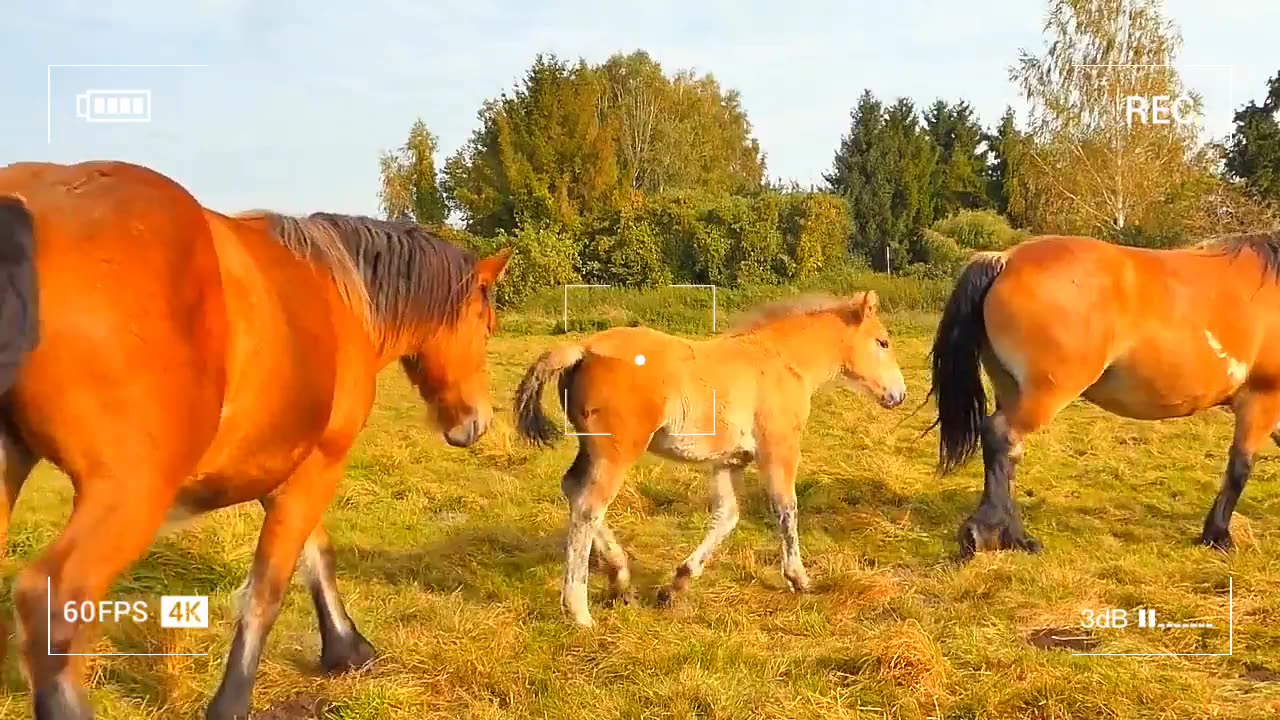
(444, 416), (490, 448)
(880, 387), (907, 409)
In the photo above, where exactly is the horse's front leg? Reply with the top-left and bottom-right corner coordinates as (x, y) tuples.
(206, 451), (348, 720)
(761, 440), (809, 593)
(1201, 391), (1280, 550)
(299, 524), (376, 673)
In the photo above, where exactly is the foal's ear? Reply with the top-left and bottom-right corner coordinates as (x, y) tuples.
(847, 290), (879, 322)
(475, 247), (513, 291)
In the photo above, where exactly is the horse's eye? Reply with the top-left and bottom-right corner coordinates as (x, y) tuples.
(877, 338), (890, 350)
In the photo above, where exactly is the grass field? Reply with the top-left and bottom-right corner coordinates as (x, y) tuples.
(3, 285), (1280, 719)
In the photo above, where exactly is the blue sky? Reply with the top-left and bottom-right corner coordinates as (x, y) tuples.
(2, 0), (1278, 217)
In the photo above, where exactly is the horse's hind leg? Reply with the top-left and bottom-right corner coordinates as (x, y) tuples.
(13, 470), (180, 719)
(0, 426), (36, 557)
(959, 371), (1076, 558)
(1200, 391), (1280, 550)
(656, 465), (741, 607)
(592, 523), (634, 605)
(299, 524), (375, 672)
(206, 451), (348, 720)
(560, 440), (635, 627)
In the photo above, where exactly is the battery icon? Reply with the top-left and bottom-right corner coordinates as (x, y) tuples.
(75, 89), (151, 123)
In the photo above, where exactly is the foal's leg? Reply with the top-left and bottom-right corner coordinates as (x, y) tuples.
(299, 524), (376, 672)
(761, 442), (809, 592)
(0, 427), (36, 557)
(656, 465), (741, 606)
(591, 523), (633, 605)
(561, 442), (634, 627)
(13, 472), (179, 719)
(206, 451), (348, 720)
(1200, 391), (1280, 550)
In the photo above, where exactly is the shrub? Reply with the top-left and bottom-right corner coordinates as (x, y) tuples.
(930, 209), (1027, 251)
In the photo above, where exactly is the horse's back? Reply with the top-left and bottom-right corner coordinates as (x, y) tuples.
(985, 234), (1280, 418)
(0, 161), (228, 480)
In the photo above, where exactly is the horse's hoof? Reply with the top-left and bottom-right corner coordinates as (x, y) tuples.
(785, 573), (812, 593)
(33, 682), (92, 720)
(655, 587), (677, 609)
(606, 588), (638, 608)
(321, 631), (377, 675)
(1199, 530), (1233, 552)
(959, 517), (1040, 558)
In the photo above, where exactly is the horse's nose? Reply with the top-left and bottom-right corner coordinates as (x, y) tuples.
(445, 417), (487, 447)
(883, 386), (907, 409)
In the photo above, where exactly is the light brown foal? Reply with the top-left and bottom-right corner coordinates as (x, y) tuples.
(515, 292), (907, 626)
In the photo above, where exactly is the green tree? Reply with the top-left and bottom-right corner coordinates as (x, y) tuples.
(1225, 71), (1280, 202)
(984, 106), (1034, 226)
(825, 91), (937, 271)
(924, 99), (989, 218)
(440, 50), (765, 236)
(377, 118), (448, 224)
(1011, 0), (1210, 242)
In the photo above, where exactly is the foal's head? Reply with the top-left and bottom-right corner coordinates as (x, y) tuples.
(830, 291), (907, 409)
(400, 248), (512, 447)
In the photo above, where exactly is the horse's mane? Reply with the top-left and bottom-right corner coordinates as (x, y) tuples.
(1194, 228), (1280, 280)
(725, 292), (859, 336)
(243, 211), (478, 335)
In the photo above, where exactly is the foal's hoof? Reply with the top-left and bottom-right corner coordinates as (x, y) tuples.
(606, 588), (638, 607)
(321, 632), (378, 675)
(1199, 529), (1233, 552)
(958, 518), (1041, 559)
(33, 682), (92, 720)
(655, 587), (678, 609)
(784, 572), (812, 594)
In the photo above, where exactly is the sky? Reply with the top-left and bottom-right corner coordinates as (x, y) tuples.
(2, 0), (1278, 217)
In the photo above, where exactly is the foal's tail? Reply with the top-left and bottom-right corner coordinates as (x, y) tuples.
(514, 343), (586, 446)
(0, 196), (39, 395)
(927, 250), (1006, 476)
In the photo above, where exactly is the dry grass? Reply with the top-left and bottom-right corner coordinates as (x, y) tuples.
(3, 314), (1280, 719)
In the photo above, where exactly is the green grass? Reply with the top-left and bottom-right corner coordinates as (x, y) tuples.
(4, 301), (1280, 719)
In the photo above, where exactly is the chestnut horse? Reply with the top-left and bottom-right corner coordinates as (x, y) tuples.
(930, 232), (1280, 558)
(0, 160), (510, 720)
(514, 292), (907, 626)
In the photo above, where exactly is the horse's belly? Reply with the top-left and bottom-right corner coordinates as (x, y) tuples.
(1082, 359), (1231, 420)
(648, 426), (755, 466)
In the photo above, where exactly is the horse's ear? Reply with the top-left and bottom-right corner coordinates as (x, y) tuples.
(475, 247), (513, 289)
(846, 290), (878, 323)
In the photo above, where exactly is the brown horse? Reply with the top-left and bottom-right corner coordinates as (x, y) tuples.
(0, 160), (510, 720)
(930, 232), (1280, 558)
(514, 292), (907, 626)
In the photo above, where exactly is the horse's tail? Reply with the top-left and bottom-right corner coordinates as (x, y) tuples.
(514, 343), (586, 446)
(927, 250), (1007, 476)
(0, 196), (38, 395)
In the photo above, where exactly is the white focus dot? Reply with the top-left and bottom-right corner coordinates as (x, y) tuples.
(634, 354), (646, 366)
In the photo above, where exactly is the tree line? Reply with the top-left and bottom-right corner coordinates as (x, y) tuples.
(378, 0), (1280, 304)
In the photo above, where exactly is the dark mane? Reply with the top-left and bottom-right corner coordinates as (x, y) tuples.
(1196, 228), (1280, 281)
(247, 211), (479, 335)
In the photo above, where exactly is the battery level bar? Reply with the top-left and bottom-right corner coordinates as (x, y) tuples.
(75, 89), (151, 123)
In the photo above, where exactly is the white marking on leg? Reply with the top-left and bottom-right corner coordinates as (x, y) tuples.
(1205, 331), (1249, 386)
(562, 503), (602, 627)
(681, 467), (740, 576)
(301, 537), (354, 637)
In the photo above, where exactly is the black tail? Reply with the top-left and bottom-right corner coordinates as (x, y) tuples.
(0, 197), (38, 395)
(927, 251), (1006, 475)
